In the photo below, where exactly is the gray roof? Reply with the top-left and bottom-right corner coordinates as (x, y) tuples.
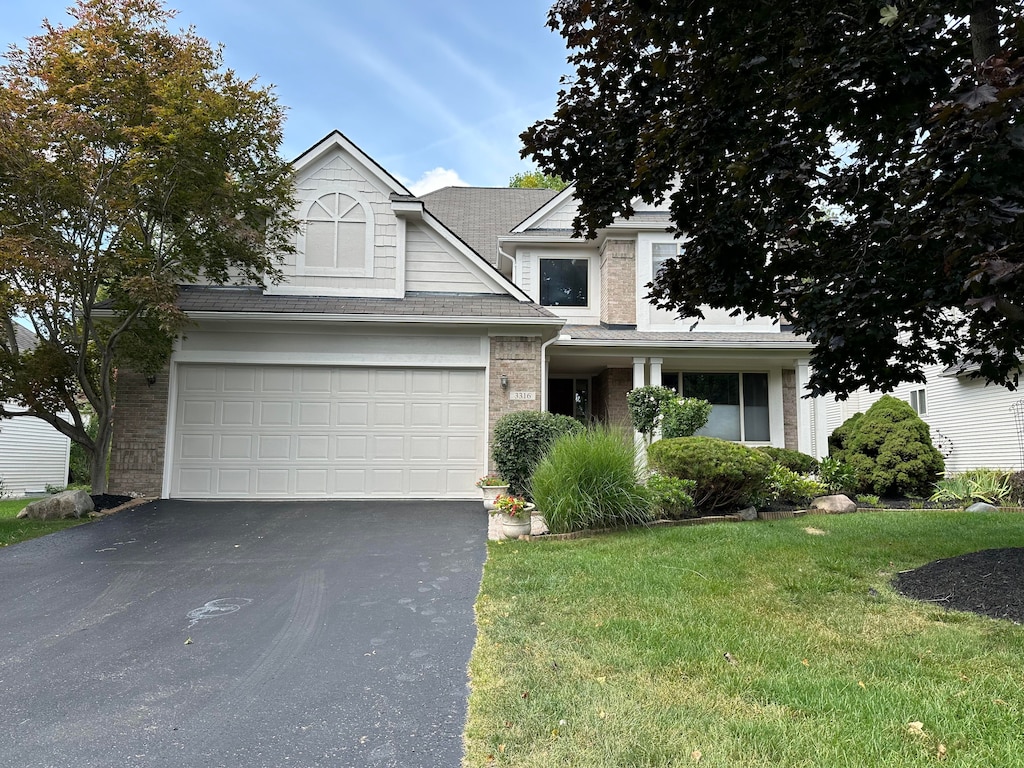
(176, 285), (561, 322)
(1, 323), (37, 352)
(560, 324), (812, 348)
(420, 187), (558, 264)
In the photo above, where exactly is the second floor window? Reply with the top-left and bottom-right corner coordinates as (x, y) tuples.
(540, 258), (588, 307)
(652, 242), (680, 281)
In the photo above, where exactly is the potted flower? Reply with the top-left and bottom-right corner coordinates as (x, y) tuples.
(476, 474), (509, 511)
(491, 493), (534, 539)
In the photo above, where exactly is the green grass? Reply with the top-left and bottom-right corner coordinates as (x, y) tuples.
(0, 498), (85, 547)
(466, 511), (1024, 767)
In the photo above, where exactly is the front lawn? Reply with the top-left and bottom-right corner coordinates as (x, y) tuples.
(466, 511), (1024, 767)
(0, 498), (85, 547)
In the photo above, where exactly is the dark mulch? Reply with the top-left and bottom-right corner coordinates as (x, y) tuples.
(90, 494), (133, 512)
(892, 548), (1024, 624)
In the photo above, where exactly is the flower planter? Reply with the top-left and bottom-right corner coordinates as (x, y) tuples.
(481, 484), (510, 511)
(501, 513), (532, 539)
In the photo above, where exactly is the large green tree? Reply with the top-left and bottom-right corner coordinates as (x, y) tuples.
(509, 168), (568, 190)
(522, 1), (1024, 398)
(0, 0), (297, 493)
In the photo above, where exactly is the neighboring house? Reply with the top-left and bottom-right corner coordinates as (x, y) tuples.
(0, 324), (72, 496)
(824, 366), (1024, 474)
(106, 130), (827, 501)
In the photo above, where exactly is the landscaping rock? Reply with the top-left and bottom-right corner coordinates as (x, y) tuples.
(810, 494), (857, 514)
(18, 490), (94, 520)
(966, 502), (1000, 513)
(736, 506), (757, 521)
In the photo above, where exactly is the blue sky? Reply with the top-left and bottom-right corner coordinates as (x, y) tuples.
(1, 1), (572, 193)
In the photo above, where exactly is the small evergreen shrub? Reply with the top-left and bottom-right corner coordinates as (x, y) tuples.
(531, 427), (651, 534)
(757, 446), (818, 474)
(492, 411), (583, 498)
(647, 436), (774, 511)
(660, 397), (712, 440)
(829, 395), (945, 497)
(646, 473), (697, 519)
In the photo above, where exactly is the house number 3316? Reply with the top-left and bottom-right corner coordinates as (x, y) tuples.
(509, 391), (536, 401)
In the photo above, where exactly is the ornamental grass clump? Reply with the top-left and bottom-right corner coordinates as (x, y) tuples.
(647, 436), (773, 511)
(930, 469), (1013, 506)
(492, 411), (583, 498)
(530, 427), (651, 534)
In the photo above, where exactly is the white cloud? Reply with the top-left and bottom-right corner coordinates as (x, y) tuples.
(401, 167), (470, 196)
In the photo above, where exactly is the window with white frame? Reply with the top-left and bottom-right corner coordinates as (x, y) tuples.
(661, 371), (770, 442)
(909, 388), (927, 415)
(540, 258), (589, 306)
(303, 192), (370, 273)
(651, 242), (681, 282)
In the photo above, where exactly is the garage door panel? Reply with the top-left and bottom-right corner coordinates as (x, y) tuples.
(219, 435), (253, 459)
(173, 365), (483, 499)
(222, 401), (255, 425)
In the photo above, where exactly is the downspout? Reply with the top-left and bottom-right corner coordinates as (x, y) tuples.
(540, 335), (559, 412)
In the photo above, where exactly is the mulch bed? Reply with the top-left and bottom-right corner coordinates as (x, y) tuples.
(892, 548), (1024, 625)
(90, 494), (134, 512)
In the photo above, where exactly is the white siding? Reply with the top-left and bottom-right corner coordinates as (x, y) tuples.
(0, 407), (71, 496)
(530, 198), (580, 230)
(823, 364), (1024, 473)
(405, 222), (496, 294)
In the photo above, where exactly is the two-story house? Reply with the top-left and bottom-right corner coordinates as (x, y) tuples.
(107, 131), (828, 501)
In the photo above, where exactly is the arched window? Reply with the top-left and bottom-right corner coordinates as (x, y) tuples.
(302, 192), (372, 274)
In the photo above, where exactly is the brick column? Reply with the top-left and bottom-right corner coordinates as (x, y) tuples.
(782, 368), (798, 450)
(488, 336), (542, 469)
(600, 239), (637, 326)
(108, 368), (169, 497)
(594, 368), (633, 428)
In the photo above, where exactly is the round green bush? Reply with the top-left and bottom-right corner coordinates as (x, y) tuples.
(829, 395), (944, 497)
(757, 446), (818, 474)
(491, 410), (583, 498)
(660, 397), (711, 440)
(531, 427), (651, 533)
(647, 436), (774, 511)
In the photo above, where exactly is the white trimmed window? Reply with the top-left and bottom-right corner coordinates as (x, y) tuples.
(662, 371), (770, 442)
(301, 192), (373, 275)
(540, 258), (589, 307)
(652, 242), (681, 281)
(909, 388), (927, 415)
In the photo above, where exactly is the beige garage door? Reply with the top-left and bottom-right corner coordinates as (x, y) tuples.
(170, 364), (485, 499)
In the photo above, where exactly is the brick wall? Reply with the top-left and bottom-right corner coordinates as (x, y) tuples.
(782, 368), (798, 450)
(593, 368), (633, 428)
(108, 369), (168, 497)
(600, 240), (637, 327)
(488, 336), (542, 469)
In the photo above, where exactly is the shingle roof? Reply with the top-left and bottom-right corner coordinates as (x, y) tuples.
(560, 324), (812, 348)
(1, 323), (37, 352)
(176, 285), (561, 322)
(420, 187), (558, 264)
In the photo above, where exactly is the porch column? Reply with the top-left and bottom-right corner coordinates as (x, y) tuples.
(632, 357), (646, 389)
(796, 359), (814, 455)
(649, 357), (663, 387)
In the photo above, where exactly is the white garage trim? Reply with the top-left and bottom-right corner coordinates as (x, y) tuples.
(167, 363), (485, 500)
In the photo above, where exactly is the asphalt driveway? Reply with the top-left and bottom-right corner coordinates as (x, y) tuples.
(0, 499), (488, 768)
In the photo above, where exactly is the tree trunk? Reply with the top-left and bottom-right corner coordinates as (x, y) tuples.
(971, 0), (1000, 64)
(89, 413), (113, 495)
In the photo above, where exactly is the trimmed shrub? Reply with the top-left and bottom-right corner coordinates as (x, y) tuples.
(646, 473), (697, 519)
(647, 436), (774, 511)
(757, 446), (818, 474)
(492, 411), (583, 498)
(531, 427), (651, 534)
(829, 395), (944, 497)
(660, 397), (712, 440)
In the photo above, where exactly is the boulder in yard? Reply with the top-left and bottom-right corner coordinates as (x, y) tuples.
(736, 506), (757, 521)
(18, 490), (94, 521)
(810, 494), (857, 514)
(965, 502), (999, 513)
